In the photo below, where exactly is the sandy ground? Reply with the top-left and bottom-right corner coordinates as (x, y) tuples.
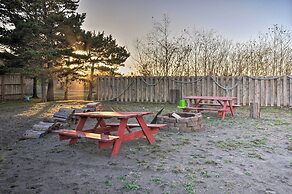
(0, 100), (291, 194)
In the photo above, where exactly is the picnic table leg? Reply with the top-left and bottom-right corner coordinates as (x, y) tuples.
(229, 100), (235, 116)
(68, 117), (88, 144)
(111, 118), (127, 156)
(136, 116), (155, 144)
(221, 101), (228, 120)
(76, 117), (87, 131)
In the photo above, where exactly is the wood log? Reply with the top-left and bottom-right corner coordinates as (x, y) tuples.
(22, 129), (47, 139)
(53, 112), (71, 119)
(59, 108), (75, 114)
(32, 122), (55, 131)
(52, 117), (68, 123)
(250, 102), (260, 119)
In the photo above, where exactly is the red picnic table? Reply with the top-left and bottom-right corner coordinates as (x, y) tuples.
(182, 96), (238, 120)
(55, 111), (166, 156)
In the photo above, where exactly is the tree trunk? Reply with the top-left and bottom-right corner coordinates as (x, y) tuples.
(87, 63), (95, 100)
(41, 77), (47, 102)
(87, 81), (93, 100)
(64, 78), (69, 100)
(32, 77), (38, 98)
(47, 62), (54, 101)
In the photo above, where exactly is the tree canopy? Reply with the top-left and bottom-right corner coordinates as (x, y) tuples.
(0, 0), (130, 100)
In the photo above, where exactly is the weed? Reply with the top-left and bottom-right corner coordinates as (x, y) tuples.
(216, 139), (246, 150)
(184, 183), (195, 194)
(150, 177), (162, 184)
(250, 138), (267, 145)
(216, 138), (267, 150)
(186, 174), (196, 181)
(200, 170), (211, 178)
(104, 180), (112, 186)
(124, 181), (140, 191)
(247, 152), (264, 160)
(273, 119), (290, 126)
(116, 175), (126, 181)
(205, 160), (218, 165)
(137, 159), (147, 166)
(244, 171), (252, 176)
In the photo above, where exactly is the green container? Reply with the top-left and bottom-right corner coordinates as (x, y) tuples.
(177, 99), (187, 108)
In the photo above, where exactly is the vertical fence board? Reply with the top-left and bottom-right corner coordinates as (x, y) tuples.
(276, 78), (282, 106)
(265, 79), (269, 106)
(242, 77), (246, 106)
(283, 76), (288, 106)
(289, 77), (292, 107)
(270, 79), (275, 106)
(260, 79), (265, 106)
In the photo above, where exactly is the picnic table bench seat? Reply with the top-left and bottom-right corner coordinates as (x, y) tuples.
(183, 107), (225, 112)
(55, 129), (119, 142)
(197, 103), (241, 107)
(106, 123), (167, 129)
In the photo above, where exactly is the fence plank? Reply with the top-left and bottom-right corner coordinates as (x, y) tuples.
(270, 79), (275, 106)
(276, 77), (281, 106)
(289, 77), (292, 107)
(283, 76), (288, 106)
(264, 79), (268, 106)
(260, 80), (267, 106)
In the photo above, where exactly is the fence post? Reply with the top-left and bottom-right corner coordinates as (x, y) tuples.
(250, 102), (260, 119)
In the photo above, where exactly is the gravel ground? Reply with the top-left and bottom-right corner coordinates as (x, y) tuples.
(0, 100), (291, 194)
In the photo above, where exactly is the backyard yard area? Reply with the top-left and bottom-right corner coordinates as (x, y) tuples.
(0, 100), (291, 194)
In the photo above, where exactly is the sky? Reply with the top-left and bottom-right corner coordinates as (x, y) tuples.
(77, 0), (292, 71)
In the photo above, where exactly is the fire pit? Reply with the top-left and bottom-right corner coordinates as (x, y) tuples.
(157, 112), (203, 132)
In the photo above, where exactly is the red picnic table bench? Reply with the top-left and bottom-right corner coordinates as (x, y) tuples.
(54, 111), (167, 157)
(182, 96), (239, 120)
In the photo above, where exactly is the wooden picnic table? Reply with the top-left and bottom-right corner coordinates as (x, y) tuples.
(55, 111), (166, 156)
(182, 96), (238, 120)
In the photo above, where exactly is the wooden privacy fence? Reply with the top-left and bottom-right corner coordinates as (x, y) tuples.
(96, 76), (292, 107)
(0, 74), (32, 100)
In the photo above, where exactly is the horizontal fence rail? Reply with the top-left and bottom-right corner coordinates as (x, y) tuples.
(0, 74), (33, 100)
(96, 76), (292, 107)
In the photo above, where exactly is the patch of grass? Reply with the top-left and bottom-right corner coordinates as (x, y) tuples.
(123, 181), (140, 191)
(272, 119), (290, 126)
(216, 139), (247, 150)
(244, 171), (252, 176)
(104, 180), (112, 186)
(200, 169), (211, 178)
(116, 175), (126, 181)
(186, 174), (196, 181)
(183, 183), (195, 194)
(150, 177), (162, 185)
(204, 160), (218, 165)
(247, 152), (265, 160)
(250, 138), (267, 145)
(136, 159), (148, 166)
(216, 138), (267, 150)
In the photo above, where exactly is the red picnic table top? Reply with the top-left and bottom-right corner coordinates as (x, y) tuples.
(74, 111), (152, 119)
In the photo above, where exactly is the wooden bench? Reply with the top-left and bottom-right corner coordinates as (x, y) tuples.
(197, 103), (241, 107)
(54, 129), (119, 142)
(183, 107), (225, 112)
(106, 123), (167, 130)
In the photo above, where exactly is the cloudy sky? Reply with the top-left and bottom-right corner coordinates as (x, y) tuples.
(77, 0), (292, 69)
